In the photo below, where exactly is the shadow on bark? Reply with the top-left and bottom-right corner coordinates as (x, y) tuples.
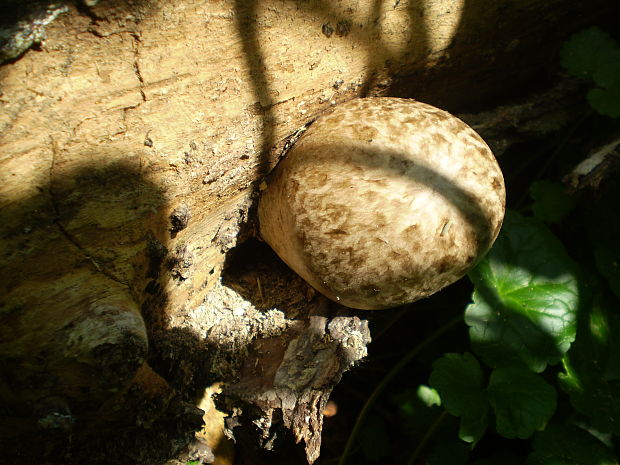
(0, 155), (208, 464)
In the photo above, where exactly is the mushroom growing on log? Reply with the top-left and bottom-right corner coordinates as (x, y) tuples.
(258, 98), (506, 310)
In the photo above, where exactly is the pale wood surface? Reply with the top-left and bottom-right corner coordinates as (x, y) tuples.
(0, 0), (611, 461)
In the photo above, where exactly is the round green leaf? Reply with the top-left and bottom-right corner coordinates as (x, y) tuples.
(592, 48), (620, 90)
(487, 367), (557, 439)
(466, 210), (579, 372)
(587, 87), (620, 118)
(417, 385), (441, 408)
(526, 424), (617, 465)
(560, 27), (619, 79)
(430, 353), (489, 443)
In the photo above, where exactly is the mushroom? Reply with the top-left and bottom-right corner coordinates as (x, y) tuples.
(258, 98), (505, 310)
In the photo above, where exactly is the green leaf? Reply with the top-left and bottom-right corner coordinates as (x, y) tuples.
(592, 48), (620, 90)
(559, 280), (620, 435)
(526, 424), (617, 465)
(561, 27), (619, 79)
(487, 367), (557, 439)
(529, 180), (575, 224)
(466, 210), (579, 372)
(417, 385), (441, 408)
(560, 28), (620, 117)
(429, 353), (489, 443)
(587, 87), (620, 118)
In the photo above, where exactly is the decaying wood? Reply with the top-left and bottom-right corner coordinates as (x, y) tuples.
(565, 136), (620, 191)
(0, 0), (615, 463)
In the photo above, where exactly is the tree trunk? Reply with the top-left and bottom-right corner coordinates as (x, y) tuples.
(0, 0), (613, 463)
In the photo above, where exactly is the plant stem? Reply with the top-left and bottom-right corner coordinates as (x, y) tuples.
(405, 410), (449, 465)
(337, 315), (463, 465)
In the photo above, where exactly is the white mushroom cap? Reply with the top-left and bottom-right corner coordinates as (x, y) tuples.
(259, 98), (505, 310)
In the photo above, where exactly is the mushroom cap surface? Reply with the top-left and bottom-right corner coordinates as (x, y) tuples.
(258, 98), (505, 310)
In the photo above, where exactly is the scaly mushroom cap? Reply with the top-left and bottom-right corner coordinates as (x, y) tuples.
(258, 98), (505, 310)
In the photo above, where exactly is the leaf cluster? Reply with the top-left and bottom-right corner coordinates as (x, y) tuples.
(428, 207), (620, 464)
(561, 27), (620, 117)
